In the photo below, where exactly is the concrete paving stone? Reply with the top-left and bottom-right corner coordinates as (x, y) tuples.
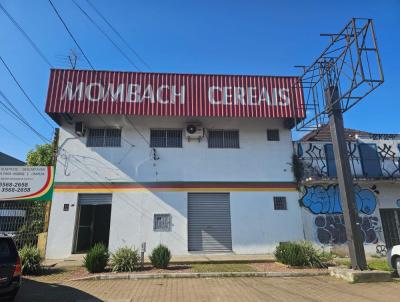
(14, 276), (400, 302)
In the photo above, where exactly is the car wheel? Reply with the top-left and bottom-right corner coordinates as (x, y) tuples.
(396, 257), (400, 277)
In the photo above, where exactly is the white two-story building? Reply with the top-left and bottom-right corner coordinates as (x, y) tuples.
(45, 69), (306, 259)
(295, 125), (400, 256)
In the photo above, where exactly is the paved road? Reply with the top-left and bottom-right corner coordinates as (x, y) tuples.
(15, 276), (400, 302)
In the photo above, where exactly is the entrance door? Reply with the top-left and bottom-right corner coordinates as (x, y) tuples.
(188, 193), (232, 252)
(74, 194), (112, 253)
(380, 209), (400, 249)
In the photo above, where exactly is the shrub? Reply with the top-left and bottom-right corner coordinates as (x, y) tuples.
(274, 241), (322, 268)
(318, 251), (335, 263)
(19, 246), (41, 275)
(149, 244), (171, 269)
(84, 243), (109, 273)
(110, 247), (140, 272)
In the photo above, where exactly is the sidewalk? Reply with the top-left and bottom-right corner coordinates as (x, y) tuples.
(43, 253), (275, 268)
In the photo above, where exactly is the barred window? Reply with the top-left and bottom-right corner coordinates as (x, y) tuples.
(273, 196), (287, 210)
(150, 129), (182, 148)
(208, 129), (239, 149)
(267, 129), (280, 141)
(153, 214), (172, 232)
(87, 128), (121, 147)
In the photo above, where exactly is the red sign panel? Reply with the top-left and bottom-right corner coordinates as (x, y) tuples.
(45, 69), (305, 118)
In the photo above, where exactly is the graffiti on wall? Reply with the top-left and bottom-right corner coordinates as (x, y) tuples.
(315, 214), (380, 244)
(297, 142), (400, 179)
(297, 142), (361, 178)
(301, 184), (376, 215)
(301, 184), (385, 253)
(377, 144), (400, 177)
(297, 143), (327, 177)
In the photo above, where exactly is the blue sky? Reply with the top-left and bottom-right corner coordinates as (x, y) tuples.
(0, 0), (399, 160)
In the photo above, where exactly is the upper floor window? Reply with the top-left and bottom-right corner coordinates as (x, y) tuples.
(150, 129), (182, 148)
(358, 143), (382, 178)
(267, 129), (280, 141)
(273, 196), (287, 210)
(87, 128), (121, 147)
(208, 129), (239, 149)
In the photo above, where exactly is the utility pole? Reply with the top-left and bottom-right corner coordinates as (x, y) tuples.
(326, 86), (367, 270)
(44, 128), (59, 233)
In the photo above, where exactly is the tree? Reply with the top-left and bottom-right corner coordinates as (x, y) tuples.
(19, 143), (53, 248)
(26, 144), (53, 166)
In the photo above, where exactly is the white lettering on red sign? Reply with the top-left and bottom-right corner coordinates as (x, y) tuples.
(61, 82), (290, 106)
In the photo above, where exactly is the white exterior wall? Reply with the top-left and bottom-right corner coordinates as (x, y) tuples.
(55, 116), (295, 183)
(295, 137), (400, 255)
(296, 137), (400, 179)
(46, 116), (304, 259)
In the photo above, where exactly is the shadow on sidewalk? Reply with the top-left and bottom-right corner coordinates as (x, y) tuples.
(15, 279), (102, 302)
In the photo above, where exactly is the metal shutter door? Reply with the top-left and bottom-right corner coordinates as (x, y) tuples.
(188, 193), (232, 252)
(78, 194), (112, 205)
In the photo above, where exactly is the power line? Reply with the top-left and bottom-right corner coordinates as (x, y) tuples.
(85, 0), (152, 70)
(0, 90), (51, 143)
(0, 56), (54, 129)
(72, 0), (140, 70)
(48, 0), (95, 70)
(0, 122), (31, 147)
(0, 2), (53, 68)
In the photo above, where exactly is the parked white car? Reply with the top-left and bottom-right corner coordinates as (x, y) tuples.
(387, 245), (400, 276)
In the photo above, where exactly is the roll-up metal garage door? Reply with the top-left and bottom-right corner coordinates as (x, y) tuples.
(78, 194), (112, 205)
(188, 193), (232, 252)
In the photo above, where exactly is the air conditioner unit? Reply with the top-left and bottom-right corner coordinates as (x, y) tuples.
(185, 124), (204, 141)
(75, 122), (86, 137)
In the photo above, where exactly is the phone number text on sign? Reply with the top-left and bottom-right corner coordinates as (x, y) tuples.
(0, 182), (31, 193)
(0, 166), (51, 200)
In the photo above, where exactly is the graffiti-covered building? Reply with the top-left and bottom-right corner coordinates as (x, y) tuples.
(295, 125), (400, 255)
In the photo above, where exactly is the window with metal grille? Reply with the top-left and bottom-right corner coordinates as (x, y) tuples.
(267, 129), (280, 141)
(150, 129), (182, 148)
(87, 128), (121, 147)
(208, 129), (239, 148)
(153, 214), (172, 232)
(273, 196), (287, 210)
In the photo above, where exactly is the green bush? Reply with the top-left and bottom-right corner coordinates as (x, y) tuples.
(110, 247), (140, 272)
(149, 244), (171, 269)
(84, 243), (109, 273)
(274, 241), (322, 268)
(19, 246), (41, 275)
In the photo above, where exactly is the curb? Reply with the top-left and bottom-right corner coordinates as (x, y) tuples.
(71, 271), (329, 281)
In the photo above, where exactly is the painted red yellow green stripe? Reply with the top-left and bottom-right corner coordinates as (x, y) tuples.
(11, 166), (55, 201)
(54, 181), (298, 193)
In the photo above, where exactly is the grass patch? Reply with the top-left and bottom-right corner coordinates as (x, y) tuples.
(334, 258), (393, 272)
(191, 263), (256, 273)
(368, 259), (393, 272)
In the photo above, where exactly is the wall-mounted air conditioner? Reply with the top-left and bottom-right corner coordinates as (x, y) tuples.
(185, 124), (204, 141)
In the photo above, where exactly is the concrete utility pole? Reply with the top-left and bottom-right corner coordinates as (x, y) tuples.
(326, 86), (367, 270)
(44, 128), (59, 233)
